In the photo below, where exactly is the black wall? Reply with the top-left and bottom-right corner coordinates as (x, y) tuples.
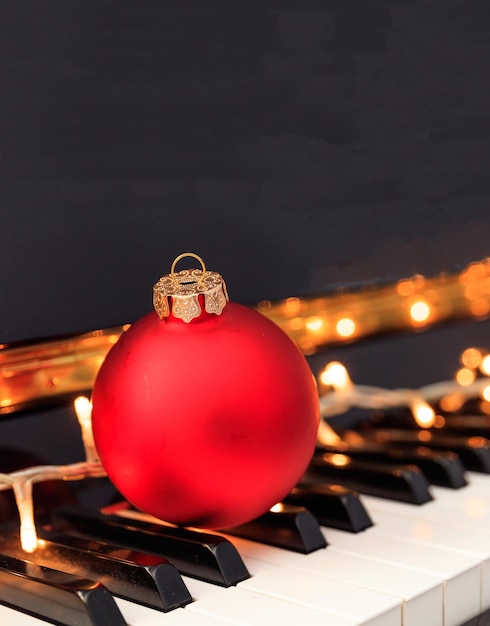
(1, 1), (490, 388)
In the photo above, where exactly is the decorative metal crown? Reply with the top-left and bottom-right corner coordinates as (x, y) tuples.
(153, 253), (229, 323)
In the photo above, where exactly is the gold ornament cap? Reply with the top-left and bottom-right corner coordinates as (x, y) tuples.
(153, 253), (229, 323)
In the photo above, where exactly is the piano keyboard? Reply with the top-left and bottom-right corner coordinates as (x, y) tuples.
(2, 439), (490, 625)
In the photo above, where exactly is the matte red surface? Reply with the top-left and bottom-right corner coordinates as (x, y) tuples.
(92, 302), (319, 529)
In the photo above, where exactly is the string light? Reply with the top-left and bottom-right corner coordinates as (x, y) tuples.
(480, 354), (490, 376)
(74, 395), (99, 463)
(318, 346), (490, 428)
(319, 361), (352, 391)
(409, 299), (431, 324)
(0, 258), (489, 547)
(2, 259), (490, 412)
(264, 257), (490, 355)
(456, 367), (477, 387)
(2, 343), (490, 550)
(411, 400), (436, 428)
(461, 347), (484, 369)
(335, 317), (356, 338)
(482, 386), (490, 402)
(0, 400), (105, 552)
(319, 363), (437, 428)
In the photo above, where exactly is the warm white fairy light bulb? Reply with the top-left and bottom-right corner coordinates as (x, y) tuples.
(409, 300), (431, 324)
(411, 400), (436, 428)
(12, 480), (37, 553)
(336, 317), (356, 338)
(480, 354), (490, 376)
(482, 385), (490, 402)
(74, 395), (99, 463)
(320, 361), (352, 391)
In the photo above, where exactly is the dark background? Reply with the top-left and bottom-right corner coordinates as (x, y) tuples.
(1, 0), (490, 410)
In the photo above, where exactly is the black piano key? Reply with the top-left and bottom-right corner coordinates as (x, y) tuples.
(358, 410), (421, 431)
(0, 530), (192, 612)
(318, 443), (467, 489)
(52, 506), (250, 587)
(361, 430), (490, 473)
(221, 504), (327, 553)
(284, 483), (373, 532)
(432, 414), (490, 438)
(303, 453), (433, 504)
(358, 410), (490, 439)
(0, 552), (126, 626)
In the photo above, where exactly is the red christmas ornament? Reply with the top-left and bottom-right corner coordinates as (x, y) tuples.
(92, 253), (319, 529)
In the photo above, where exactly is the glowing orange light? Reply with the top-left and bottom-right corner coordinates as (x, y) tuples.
(470, 299), (490, 317)
(74, 396), (99, 464)
(482, 386), (490, 402)
(317, 420), (342, 446)
(412, 401), (436, 428)
(289, 317), (305, 331)
(469, 436), (486, 448)
(464, 284), (481, 301)
(433, 415), (446, 428)
(336, 317), (356, 338)
(320, 361), (352, 390)
(409, 300), (431, 323)
(74, 395), (92, 426)
(284, 297), (302, 314)
(396, 280), (415, 296)
(439, 393), (465, 413)
(456, 367), (477, 387)
(20, 524), (38, 553)
(480, 355), (490, 376)
(481, 401), (490, 415)
(481, 277), (490, 294)
(14, 482), (38, 553)
(461, 347), (483, 369)
(270, 503), (285, 513)
(306, 317), (324, 332)
(459, 262), (487, 286)
(298, 338), (316, 355)
(327, 453), (350, 467)
(417, 430), (432, 442)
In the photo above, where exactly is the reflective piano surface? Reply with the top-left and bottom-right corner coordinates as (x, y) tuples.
(1, 295), (490, 626)
(1, 475), (490, 626)
(2, 399), (490, 626)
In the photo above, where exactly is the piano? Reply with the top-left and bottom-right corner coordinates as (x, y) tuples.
(1, 296), (490, 626)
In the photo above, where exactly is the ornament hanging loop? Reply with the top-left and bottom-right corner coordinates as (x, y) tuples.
(153, 252), (229, 322)
(170, 252), (207, 287)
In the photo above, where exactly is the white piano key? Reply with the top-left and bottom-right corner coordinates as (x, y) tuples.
(239, 555), (402, 626)
(363, 485), (490, 536)
(466, 471), (490, 489)
(184, 577), (360, 626)
(429, 487), (490, 529)
(363, 505), (490, 612)
(323, 524), (482, 626)
(116, 596), (230, 626)
(4, 472), (490, 626)
(228, 535), (443, 626)
(110, 580), (359, 626)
